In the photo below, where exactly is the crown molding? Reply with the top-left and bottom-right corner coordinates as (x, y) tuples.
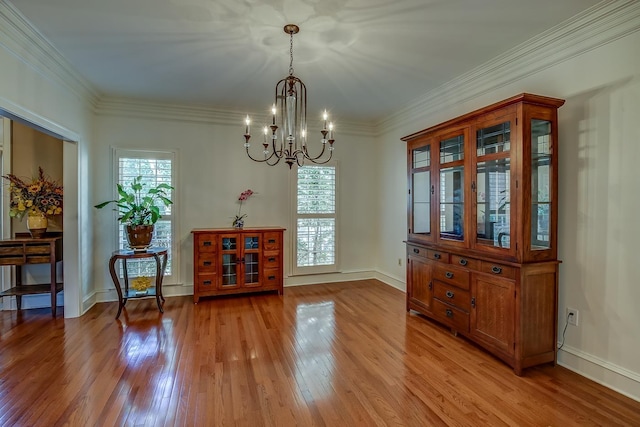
(96, 97), (376, 137)
(0, 1), (99, 108)
(377, 0), (640, 134)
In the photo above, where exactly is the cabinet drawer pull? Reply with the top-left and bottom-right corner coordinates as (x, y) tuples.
(445, 290), (454, 299)
(203, 241), (212, 246)
(445, 271), (454, 279)
(268, 257), (276, 262)
(268, 239), (276, 244)
(433, 253), (441, 260)
(471, 297), (476, 308)
(445, 309), (453, 318)
(428, 281), (432, 290)
(203, 280), (212, 285)
(491, 266), (502, 274)
(459, 258), (468, 266)
(203, 261), (212, 266)
(413, 248), (420, 254)
(268, 275), (276, 280)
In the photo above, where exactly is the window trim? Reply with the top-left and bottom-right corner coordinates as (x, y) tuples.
(112, 147), (179, 285)
(290, 162), (339, 276)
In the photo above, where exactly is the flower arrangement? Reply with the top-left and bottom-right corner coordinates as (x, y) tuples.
(233, 189), (254, 228)
(2, 167), (63, 220)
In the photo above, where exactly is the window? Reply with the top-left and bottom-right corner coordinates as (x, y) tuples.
(293, 164), (337, 275)
(114, 149), (177, 284)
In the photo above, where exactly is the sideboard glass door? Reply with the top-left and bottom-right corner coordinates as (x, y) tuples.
(221, 236), (238, 289)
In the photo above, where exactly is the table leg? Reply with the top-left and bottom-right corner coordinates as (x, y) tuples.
(50, 256), (57, 317)
(153, 254), (164, 313)
(109, 256), (125, 319)
(16, 265), (22, 310)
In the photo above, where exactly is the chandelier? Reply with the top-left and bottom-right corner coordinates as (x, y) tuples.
(243, 24), (335, 169)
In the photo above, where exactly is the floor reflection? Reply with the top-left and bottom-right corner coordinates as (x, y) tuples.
(116, 314), (176, 423)
(294, 301), (336, 399)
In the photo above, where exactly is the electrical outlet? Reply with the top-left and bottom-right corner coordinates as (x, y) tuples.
(567, 308), (579, 326)
(398, 258), (402, 266)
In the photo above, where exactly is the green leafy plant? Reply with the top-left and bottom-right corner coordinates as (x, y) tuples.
(94, 176), (173, 225)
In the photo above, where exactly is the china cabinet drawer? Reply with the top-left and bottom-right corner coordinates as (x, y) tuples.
(197, 235), (217, 252)
(433, 264), (469, 290)
(479, 261), (517, 280)
(433, 282), (470, 312)
(451, 255), (479, 270)
(432, 299), (469, 333)
(407, 244), (427, 259)
(407, 245), (449, 263)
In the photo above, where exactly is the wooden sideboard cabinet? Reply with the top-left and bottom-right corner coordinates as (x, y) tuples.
(0, 232), (63, 317)
(402, 93), (565, 375)
(191, 227), (285, 303)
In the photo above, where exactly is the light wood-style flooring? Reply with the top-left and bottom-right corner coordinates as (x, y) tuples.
(1, 279), (639, 426)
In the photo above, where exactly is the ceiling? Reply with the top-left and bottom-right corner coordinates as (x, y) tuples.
(8, 0), (601, 122)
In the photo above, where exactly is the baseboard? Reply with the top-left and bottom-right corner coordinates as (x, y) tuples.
(374, 271), (406, 292)
(94, 284), (194, 303)
(1, 292), (64, 310)
(558, 344), (640, 402)
(284, 270), (377, 287)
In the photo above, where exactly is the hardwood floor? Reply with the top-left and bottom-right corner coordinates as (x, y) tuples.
(1, 279), (638, 426)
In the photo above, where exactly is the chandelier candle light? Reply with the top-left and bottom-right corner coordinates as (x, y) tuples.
(243, 24), (335, 169)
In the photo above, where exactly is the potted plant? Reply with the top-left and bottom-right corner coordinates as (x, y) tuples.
(94, 176), (173, 250)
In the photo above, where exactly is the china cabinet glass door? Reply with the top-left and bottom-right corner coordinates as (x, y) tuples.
(409, 142), (433, 243)
(531, 119), (552, 250)
(439, 134), (465, 242)
(474, 119), (513, 253)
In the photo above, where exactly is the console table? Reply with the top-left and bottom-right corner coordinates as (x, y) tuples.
(108, 248), (168, 319)
(0, 232), (63, 317)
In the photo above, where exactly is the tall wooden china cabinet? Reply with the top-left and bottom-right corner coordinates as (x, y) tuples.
(402, 93), (564, 375)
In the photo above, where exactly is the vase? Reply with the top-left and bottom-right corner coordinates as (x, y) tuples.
(232, 217), (244, 229)
(27, 215), (48, 238)
(126, 224), (154, 251)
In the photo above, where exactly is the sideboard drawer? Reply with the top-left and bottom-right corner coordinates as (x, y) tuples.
(197, 255), (216, 273)
(263, 251), (280, 269)
(196, 274), (217, 290)
(263, 233), (281, 250)
(263, 268), (281, 288)
(197, 235), (217, 253)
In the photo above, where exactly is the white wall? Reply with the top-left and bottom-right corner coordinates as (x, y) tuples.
(375, 3), (640, 400)
(91, 106), (379, 301)
(0, 2), (95, 317)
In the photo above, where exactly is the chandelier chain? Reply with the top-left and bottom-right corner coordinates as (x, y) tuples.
(289, 31), (294, 76)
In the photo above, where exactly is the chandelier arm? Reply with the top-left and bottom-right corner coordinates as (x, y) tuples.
(301, 142), (328, 160)
(245, 147), (277, 163)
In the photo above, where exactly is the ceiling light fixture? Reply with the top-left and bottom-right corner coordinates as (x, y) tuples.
(243, 24), (335, 169)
